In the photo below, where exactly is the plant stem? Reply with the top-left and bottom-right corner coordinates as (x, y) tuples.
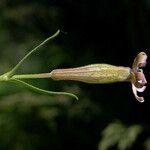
(7, 30), (60, 78)
(12, 73), (51, 80)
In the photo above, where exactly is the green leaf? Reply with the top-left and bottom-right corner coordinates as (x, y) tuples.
(9, 79), (78, 100)
(7, 30), (60, 77)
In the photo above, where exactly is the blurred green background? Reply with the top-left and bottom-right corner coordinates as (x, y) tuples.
(0, 0), (150, 150)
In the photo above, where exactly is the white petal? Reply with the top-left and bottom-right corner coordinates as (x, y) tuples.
(136, 86), (146, 92)
(132, 84), (145, 103)
(138, 80), (143, 83)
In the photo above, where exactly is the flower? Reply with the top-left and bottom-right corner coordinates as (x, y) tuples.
(50, 52), (147, 103)
(130, 52), (147, 102)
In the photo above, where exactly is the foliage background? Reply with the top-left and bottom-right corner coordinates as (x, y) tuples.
(0, 0), (150, 150)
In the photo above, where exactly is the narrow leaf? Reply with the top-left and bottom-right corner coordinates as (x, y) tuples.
(10, 79), (78, 100)
(7, 30), (60, 77)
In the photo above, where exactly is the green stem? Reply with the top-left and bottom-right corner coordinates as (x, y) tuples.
(12, 73), (51, 80)
(7, 30), (60, 77)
